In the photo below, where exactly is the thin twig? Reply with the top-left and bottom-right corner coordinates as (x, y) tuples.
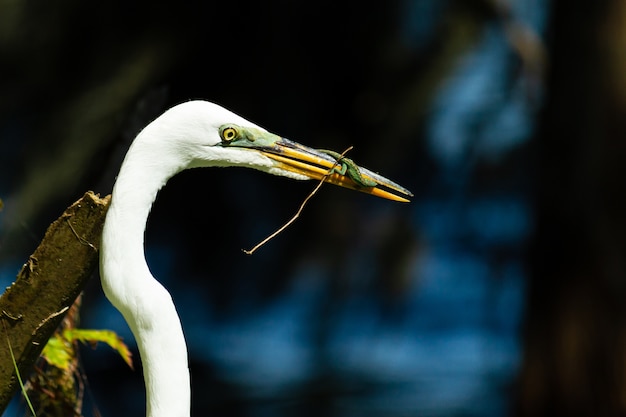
(66, 219), (97, 251)
(31, 307), (69, 336)
(243, 146), (353, 255)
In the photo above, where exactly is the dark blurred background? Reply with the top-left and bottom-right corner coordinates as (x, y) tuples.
(2, 0), (626, 416)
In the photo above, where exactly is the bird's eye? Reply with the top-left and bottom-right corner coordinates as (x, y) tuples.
(220, 126), (238, 142)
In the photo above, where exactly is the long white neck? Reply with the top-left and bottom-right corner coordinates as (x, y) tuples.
(100, 132), (191, 417)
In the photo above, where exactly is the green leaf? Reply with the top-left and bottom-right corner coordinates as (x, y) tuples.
(63, 329), (133, 369)
(42, 329), (133, 371)
(41, 335), (73, 371)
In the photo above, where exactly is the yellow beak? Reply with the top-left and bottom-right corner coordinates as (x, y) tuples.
(260, 139), (413, 203)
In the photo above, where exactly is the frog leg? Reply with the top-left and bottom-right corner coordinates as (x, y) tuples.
(318, 149), (378, 188)
(317, 149), (348, 175)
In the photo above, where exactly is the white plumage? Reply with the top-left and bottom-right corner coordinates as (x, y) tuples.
(100, 101), (411, 416)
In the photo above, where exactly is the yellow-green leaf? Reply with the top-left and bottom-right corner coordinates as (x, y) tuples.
(62, 329), (133, 369)
(41, 335), (74, 371)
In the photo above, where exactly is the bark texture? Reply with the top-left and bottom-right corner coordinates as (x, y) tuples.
(0, 191), (110, 412)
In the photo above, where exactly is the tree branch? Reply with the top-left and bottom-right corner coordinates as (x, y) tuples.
(0, 191), (110, 412)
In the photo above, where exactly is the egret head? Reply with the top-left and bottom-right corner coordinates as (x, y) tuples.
(134, 100), (412, 202)
(102, 99), (412, 417)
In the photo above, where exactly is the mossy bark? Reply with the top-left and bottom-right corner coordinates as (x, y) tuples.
(0, 191), (110, 412)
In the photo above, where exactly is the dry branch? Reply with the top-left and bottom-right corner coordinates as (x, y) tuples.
(0, 191), (110, 412)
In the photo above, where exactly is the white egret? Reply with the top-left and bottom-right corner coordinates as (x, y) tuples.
(99, 100), (412, 417)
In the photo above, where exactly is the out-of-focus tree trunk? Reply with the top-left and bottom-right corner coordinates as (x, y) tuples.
(517, 1), (626, 416)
